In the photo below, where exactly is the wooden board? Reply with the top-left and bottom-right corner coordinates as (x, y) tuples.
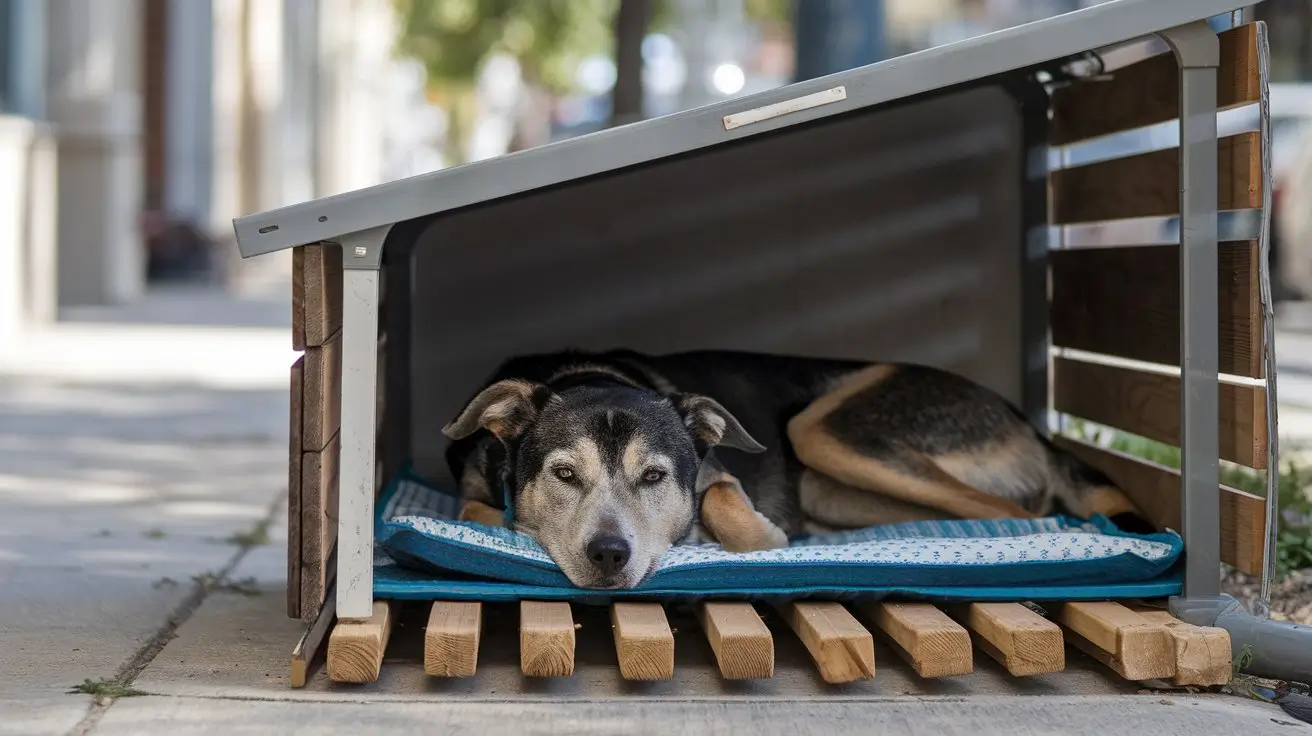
(1053, 436), (1266, 575)
(287, 357), (304, 619)
(611, 603), (675, 681)
(424, 601), (482, 678)
(300, 432), (340, 621)
(1056, 602), (1176, 681)
(292, 243), (343, 351)
(864, 603), (972, 678)
(697, 603), (774, 680)
(1051, 357), (1267, 469)
(302, 332), (341, 453)
(326, 601), (392, 683)
(1050, 241), (1262, 378)
(290, 585), (335, 688)
(949, 602), (1065, 677)
(1050, 132), (1261, 225)
(779, 602), (875, 684)
(1050, 23), (1260, 145)
(520, 601), (575, 677)
(1130, 606), (1232, 686)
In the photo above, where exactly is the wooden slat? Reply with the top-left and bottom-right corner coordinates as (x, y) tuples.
(302, 333), (341, 452)
(287, 357), (304, 619)
(326, 601), (392, 683)
(1050, 132), (1261, 224)
(290, 585), (335, 688)
(697, 603), (774, 680)
(1052, 436), (1266, 575)
(779, 602), (875, 684)
(425, 601), (482, 678)
(611, 603), (675, 681)
(300, 432), (340, 620)
(520, 601), (575, 677)
(864, 602), (972, 678)
(1056, 602), (1175, 681)
(1050, 241), (1262, 378)
(1050, 24), (1259, 145)
(292, 243), (343, 351)
(1052, 357), (1267, 469)
(1130, 606), (1233, 686)
(948, 603), (1065, 677)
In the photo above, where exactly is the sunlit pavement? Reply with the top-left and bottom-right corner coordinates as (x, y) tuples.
(0, 283), (1305, 734)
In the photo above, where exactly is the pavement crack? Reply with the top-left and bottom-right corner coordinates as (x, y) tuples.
(66, 491), (284, 735)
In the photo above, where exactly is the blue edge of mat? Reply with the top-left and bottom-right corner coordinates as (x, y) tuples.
(373, 463), (1185, 606)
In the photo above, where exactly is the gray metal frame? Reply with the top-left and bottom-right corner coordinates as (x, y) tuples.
(236, 3), (1312, 682)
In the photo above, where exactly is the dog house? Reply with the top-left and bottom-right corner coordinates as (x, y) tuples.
(234, 0), (1312, 690)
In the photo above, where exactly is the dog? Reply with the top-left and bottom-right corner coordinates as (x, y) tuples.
(442, 349), (1152, 590)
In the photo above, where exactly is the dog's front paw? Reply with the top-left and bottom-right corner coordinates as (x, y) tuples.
(459, 499), (506, 528)
(701, 481), (789, 552)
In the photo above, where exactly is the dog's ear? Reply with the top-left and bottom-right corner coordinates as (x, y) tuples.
(444, 379), (553, 442)
(674, 394), (766, 454)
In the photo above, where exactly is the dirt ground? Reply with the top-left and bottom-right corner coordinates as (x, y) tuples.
(1223, 567), (1312, 623)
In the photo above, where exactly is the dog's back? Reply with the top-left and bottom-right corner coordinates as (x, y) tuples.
(445, 349), (1151, 538)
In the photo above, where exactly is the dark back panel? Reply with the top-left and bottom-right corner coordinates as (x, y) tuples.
(407, 85), (1024, 484)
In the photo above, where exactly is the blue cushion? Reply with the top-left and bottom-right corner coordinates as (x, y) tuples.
(372, 466), (1183, 602)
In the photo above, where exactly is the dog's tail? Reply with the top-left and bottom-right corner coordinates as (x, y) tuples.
(1039, 436), (1157, 534)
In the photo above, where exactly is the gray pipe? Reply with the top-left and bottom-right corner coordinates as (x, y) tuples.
(1171, 595), (1312, 682)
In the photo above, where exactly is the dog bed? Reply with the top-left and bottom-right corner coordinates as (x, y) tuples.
(373, 466), (1184, 603)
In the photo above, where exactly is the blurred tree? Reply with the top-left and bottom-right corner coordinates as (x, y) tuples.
(610, 0), (654, 126)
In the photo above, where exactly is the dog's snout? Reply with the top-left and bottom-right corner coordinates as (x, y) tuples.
(586, 535), (631, 575)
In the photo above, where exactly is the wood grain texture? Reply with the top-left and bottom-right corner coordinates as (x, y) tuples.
(287, 357), (304, 619)
(292, 243), (343, 351)
(1051, 357), (1268, 469)
(1050, 23), (1259, 145)
(949, 602), (1065, 677)
(326, 600), (392, 683)
(865, 603), (972, 678)
(1130, 606), (1233, 686)
(697, 603), (774, 680)
(1056, 602), (1176, 681)
(1050, 132), (1261, 224)
(1053, 435), (1266, 575)
(520, 601), (575, 677)
(611, 603), (675, 681)
(779, 602), (875, 684)
(302, 333), (341, 452)
(1050, 241), (1263, 378)
(290, 586), (335, 688)
(300, 432), (340, 621)
(424, 601), (482, 677)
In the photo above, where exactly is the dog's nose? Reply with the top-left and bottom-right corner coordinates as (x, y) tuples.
(586, 535), (631, 576)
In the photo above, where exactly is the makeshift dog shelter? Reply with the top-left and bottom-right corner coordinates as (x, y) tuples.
(233, 0), (1312, 690)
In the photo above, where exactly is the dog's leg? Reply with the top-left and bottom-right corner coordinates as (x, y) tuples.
(787, 366), (1035, 520)
(459, 499), (506, 528)
(799, 470), (943, 528)
(698, 473), (790, 553)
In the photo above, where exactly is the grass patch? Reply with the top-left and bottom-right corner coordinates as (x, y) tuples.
(1064, 418), (1312, 579)
(142, 528), (166, 540)
(216, 517), (272, 548)
(69, 678), (144, 698)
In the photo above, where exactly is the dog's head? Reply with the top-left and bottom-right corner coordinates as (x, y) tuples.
(443, 379), (764, 589)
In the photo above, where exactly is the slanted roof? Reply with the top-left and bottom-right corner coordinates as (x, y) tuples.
(233, 0), (1249, 259)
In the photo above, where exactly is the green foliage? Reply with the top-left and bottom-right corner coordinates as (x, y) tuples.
(395, 0), (620, 94)
(1063, 418), (1312, 578)
(70, 679), (144, 698)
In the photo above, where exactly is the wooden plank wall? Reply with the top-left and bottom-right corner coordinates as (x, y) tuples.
(291, 244), (344, 620)
(1047, 22), (1269, 573)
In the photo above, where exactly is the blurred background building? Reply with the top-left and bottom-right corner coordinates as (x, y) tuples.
(0, 0), (1308, 348)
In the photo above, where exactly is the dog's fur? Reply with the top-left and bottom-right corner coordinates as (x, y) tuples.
(443, 349), (1152, 589)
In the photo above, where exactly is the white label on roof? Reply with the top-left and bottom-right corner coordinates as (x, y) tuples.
(723, 86), (848, 131)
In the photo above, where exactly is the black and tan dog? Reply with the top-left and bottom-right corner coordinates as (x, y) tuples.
(443, 349), (1151, 590)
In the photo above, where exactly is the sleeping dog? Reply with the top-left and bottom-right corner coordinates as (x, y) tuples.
(443, 349), (1153, 590)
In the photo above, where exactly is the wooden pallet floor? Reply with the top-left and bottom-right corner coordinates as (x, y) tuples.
(300, 598), (1233, 693)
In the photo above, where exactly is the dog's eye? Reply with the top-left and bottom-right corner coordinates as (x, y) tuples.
(552, 466), (575, 481)
(642, 468), (666, 484)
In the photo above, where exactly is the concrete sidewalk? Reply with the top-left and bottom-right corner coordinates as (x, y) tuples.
(1, 284), (1310, 734)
